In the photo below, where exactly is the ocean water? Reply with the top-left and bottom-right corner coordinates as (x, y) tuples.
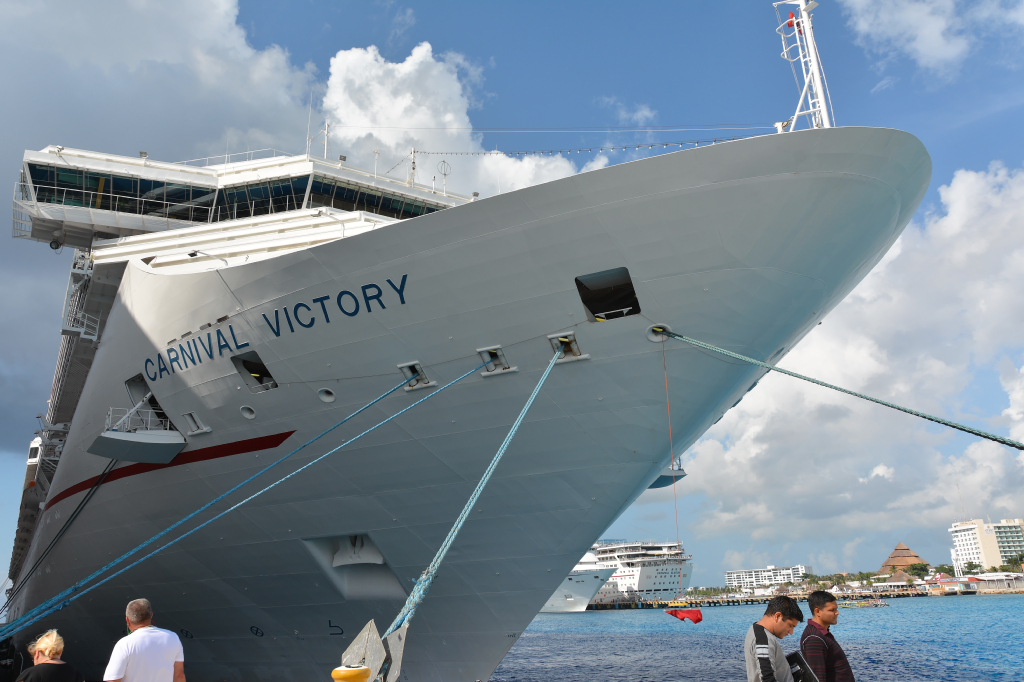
(491, 594), (1024, 681)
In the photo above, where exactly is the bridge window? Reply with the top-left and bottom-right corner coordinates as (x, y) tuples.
(27, 163), (217, 223)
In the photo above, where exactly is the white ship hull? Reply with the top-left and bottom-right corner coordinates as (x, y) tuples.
(7, 128), (930, 682)
(540, 567), (616, 612)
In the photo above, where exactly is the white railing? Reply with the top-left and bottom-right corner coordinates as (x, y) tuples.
(105, 407), (172, 433)
(64, 310), (100, 340)
(173, 148), (297, 167)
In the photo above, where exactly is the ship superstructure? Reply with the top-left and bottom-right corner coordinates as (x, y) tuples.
(591, 541), (693, 604)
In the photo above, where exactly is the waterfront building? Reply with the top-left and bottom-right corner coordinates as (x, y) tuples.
(878, 542), (929, 574)
(724, 564), (811, 588)
(948, 518), (1024, 576)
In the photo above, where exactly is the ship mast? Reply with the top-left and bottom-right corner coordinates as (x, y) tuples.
(774, 0), (833, 132)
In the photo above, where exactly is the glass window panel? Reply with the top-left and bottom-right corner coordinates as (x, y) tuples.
(247, 182), (272, 215)
(28, 164), (55, 187)
(191, 185), (216, 207)
(164, 183), (191, 205)
(222, 185), (250, 219)
(361, 191), (381, 213)
(308, 175), (335, 208)
(332, 182), (358, 211)
(54, 168), (83, 191)
(379, 195), (403, 219)
(401, 201), (426, 219)
(291, 175), (310, 206)
(110, 175), (138, 197)
(268, 179), (291, 197)
(84, 172), (110, 192)
(212, 190), (228, 222)
(139, 179), (165, 201)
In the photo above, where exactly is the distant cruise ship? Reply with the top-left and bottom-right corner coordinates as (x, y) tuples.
(591, 541), (693, 603)
(541, 553), (616, 612)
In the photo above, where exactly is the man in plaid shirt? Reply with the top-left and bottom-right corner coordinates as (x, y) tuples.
(801, 591), (855, 682)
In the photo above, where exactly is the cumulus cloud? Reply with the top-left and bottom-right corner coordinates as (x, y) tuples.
(321, 42), (589, 196)
(838, 0), (1024, 74)
(859, 464), (896, 483)
(631, 161), (1024, 572)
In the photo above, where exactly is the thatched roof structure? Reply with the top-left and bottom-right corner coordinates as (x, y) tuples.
(879, 543), (929, 573)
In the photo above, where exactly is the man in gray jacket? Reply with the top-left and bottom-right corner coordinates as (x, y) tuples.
(744, 595), (804, 682)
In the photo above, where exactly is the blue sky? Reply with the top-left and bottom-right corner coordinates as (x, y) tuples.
(1, 0), (1023, 587)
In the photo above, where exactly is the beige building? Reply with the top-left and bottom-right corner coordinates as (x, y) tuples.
(949, 518), (1024, 575)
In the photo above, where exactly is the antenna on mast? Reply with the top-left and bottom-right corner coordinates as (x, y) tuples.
(305, 90), (313, 156)
(773, 0), (833, 132)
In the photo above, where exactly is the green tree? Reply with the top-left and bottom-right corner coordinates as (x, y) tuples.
(963, 561), (982, 574)
(932, 564), (955, 575)
(1007, 553), (1024, 571)
(905, 563), (930, 579)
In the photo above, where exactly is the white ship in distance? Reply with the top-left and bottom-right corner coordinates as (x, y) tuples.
(3, 4), (931, 681)
(540, 553), (616, 612)
(590, 541), (693, 604)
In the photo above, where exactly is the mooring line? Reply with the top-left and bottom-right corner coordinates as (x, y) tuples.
(2, 365), (482, 640)
(385, 342), (567, 637)
(652, 328), (1024, 451)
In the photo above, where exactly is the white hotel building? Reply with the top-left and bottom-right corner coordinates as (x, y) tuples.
(949, 518), (1024, 576)
(725, 565), (812, 589)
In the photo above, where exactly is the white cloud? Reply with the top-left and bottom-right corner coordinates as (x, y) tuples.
(321, 42), (587, 197)
(859, 464), (896, 483)
(722, 548), (773, 570)
(838, 0), (1024, 74)
(633, 160), (1024, 571)
(389, 7), (416, 46)
(871, 75), (898, 93)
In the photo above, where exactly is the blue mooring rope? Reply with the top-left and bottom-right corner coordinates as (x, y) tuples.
(385, 343), (566, 637)
(654, 328), (1024, 451)
(2, 363), (485, 641)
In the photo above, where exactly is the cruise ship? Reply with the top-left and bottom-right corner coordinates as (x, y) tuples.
(2, 4), (931, 680)
(540, 553), (615, 612)
(590, 541), (693, 604)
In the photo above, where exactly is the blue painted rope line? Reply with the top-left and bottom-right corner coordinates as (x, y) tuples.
(2, 363), (485, 641)
(1, 372), (415, 640)
(655, 328), (1024, 451)
(385, 343), (566, 636)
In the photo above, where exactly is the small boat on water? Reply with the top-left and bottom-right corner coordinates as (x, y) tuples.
(839, 598), (890, 608)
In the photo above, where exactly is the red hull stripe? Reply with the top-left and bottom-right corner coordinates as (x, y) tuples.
(46, 431), (296, 509)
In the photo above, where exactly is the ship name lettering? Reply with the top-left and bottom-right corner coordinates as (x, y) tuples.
(145, 324), (251, 381)
(260, 275), (408, 338)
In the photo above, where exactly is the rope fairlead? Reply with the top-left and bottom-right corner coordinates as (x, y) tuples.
(652, 327), (1024, 451)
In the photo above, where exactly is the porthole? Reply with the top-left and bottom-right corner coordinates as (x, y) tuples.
(317, 388), (336, 403)
(240, 406), (257, 420)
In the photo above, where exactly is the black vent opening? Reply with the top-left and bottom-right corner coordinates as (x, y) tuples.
(574, 267), (642, 322)
(230, 351), (279, 394)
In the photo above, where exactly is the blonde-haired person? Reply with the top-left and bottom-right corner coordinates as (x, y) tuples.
(16, 630), (84, 682)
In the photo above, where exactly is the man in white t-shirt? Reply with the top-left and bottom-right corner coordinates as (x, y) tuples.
(104, 598), (185, 682)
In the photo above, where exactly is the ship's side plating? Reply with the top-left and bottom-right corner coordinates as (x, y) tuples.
(7, 128), (930, 682)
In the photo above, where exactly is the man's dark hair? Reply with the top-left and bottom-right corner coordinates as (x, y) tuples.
(763, 595), (803, 622)
(807, 590), (837, 616)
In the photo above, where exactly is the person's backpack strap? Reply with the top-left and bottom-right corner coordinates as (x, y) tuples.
(752, 623), (778, 682)
(786, 650), (820, 682)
